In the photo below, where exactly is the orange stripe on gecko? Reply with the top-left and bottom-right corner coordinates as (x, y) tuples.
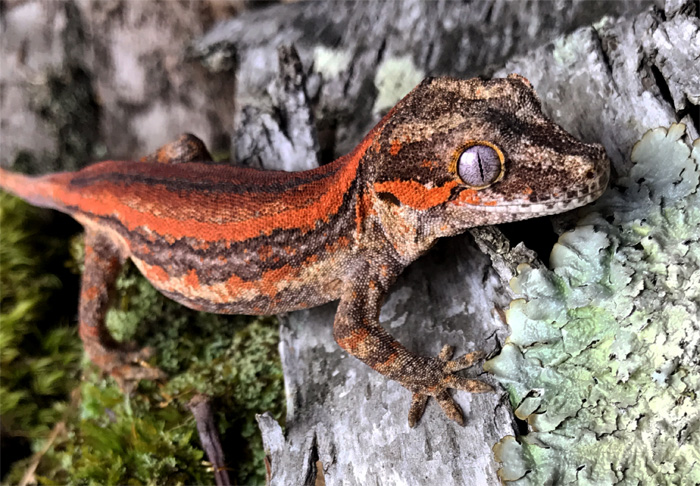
(83, 286), (100, 300)
(376, 351), (399, 369)
(224, 264), (302, 298)
(142, 263), (170, 283)
(48, 156), (361, 244)
(79, 325), (101, 339)
(183, 269), (201, 290)
(143, 233), (350, 302)
(138, 258), (309, 302)
(354, 190), (376, 234)
(56, 133), (376, 244)
(373, 180), (459, 210)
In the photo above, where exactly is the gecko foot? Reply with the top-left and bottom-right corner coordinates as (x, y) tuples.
(87, 344), (167, 388)
(406, 345), (493, 428)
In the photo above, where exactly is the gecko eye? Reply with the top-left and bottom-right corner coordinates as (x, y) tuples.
(456, 143), (504, 188)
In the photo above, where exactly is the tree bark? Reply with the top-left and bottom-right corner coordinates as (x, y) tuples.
(188, 0), (697, 484)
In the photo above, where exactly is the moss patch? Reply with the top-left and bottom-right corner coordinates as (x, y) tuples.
(0, 193), (83, 480)
(1, 194), (285, 485)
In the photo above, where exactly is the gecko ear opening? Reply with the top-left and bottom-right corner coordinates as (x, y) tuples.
(377, 191), (401, 206)
(451, 141), (505, 189)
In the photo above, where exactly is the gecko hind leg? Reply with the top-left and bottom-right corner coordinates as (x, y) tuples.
(407, 345), (492, 427)
(79, 230), (166, 387)
(139, 133), (213, 165)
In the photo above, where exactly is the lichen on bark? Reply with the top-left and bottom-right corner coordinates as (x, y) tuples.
(487, 124), (700, 484)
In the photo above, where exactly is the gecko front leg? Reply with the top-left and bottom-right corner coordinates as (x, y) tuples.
(333, 261), (493, 427)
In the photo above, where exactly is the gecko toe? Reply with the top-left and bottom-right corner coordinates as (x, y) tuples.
(113, 364), (167, 390)
(123, 345), (157, 363)
(408, 393), (430, 428)
(435, 390), (465, 426)
(444, 350), (486, 373)
(404, 348), (492, 427)
(115, 346), (166, 382)
(90, 344), (167, 387)
(444, 374), (493, 393)
(437, 344), (454, 361)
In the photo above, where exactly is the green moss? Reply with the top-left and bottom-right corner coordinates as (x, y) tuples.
(486, 124), (700, 484)
(107, 262), (286, 485)
(1, 193), (285, 485)
(0, 193), (82, 450)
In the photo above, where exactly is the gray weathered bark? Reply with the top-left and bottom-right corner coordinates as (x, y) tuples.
(192, 0), (660, 164)
(189, 0), (698, 484)
(3, 0), (692, 483)
(1, 0), (239, 171)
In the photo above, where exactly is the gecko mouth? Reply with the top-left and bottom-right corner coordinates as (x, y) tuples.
(485, 161), (610, 216)
(472, 178), (608, 217)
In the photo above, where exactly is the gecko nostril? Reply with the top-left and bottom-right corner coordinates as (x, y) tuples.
(585, 170), (595, 179)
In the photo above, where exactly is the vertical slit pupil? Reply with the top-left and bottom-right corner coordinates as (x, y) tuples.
(458, 144), (501, 186)
(476, 151), (485, 182)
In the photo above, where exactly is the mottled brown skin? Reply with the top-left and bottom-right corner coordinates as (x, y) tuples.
(0, 75), (609, 427)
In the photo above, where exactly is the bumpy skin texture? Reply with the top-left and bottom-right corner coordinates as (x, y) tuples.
(0, 75), (610, 426)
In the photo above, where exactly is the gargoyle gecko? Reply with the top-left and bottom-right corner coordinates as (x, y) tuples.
(0, 75), (609, 426)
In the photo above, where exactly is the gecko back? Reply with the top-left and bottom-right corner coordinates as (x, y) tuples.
(0, 134), (365, 317)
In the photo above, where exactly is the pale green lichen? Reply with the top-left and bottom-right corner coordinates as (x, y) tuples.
(313, 46), (353, 79)
(372, 55), (425, 115)
(486, 124), (700, 485)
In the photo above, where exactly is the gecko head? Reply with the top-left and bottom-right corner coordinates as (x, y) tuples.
(370, 74), (610, 235)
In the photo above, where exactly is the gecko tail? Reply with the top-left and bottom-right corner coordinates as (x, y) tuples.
(0, 167), (72, 212)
